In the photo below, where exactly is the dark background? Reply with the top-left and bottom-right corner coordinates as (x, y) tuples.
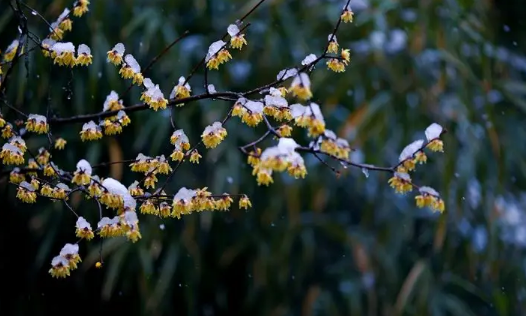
(1, 0), (526, 315)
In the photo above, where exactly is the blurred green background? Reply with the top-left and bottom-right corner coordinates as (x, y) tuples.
(1, 0), (526, 315)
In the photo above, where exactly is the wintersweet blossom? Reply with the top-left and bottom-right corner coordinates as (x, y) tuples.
(170, 76), (192, 106)
(25, 114), (49, 134)
(228, 24), (248, 49)
(415, 186), (445, 213)
(425, 123), (444, 152)
(76, 44), (93, 66)
(341, 3), (354, 23)
(202, 122), (227, 148)
(107, 43), (125, 65)
(290, 73), (313, 100)
(205, 40), (232, 70)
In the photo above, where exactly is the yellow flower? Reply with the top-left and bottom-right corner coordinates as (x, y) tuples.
(119, 64), (134, 79)
(253, 166), (273, 186)
(72, 171), (91, 186)
(247, 148), (261, 167)
(59, 19), (73, 32)
(215, 194), (234, 211)
(30, 178), (40, 190)
(327, 39), (339, 54)
(16, 182), (37, 203)
(73, 0), (90, 17)
(202, 122), (227, 149)
(341, 7), (354, 23)
(25, 114), (49, 134)
(205, 40), (231, 70)
(9, 168), (25, 184)
(49, 256), (70, 278)
(133, 72), (144, 86)
(54, 138), (67, 150)
(43, 163), (57, 177)
(290, 73), (313, 100)
(159, 202), (171, 217)
(415, 186), (445, 213)
(228, 24), (248, 49)
(1, 123), (14, 139)
(52, 184), (70, 200)
(80, 121), (103, 141)
(327, 59), (346, 72)
(140, 200), (159, 215)
(40, 184), (53, 197)
(240, 101), (264, 126)
(0, 143), (24, 165)
(287, 162), (307, 179)
(37, 148), (51, 165)
(102, 119), (123, 135)
(144, 172), (158, 189)
(126, 228), (142, 243)
(170, 77), (192, 106)
(87, 179), (102, 198)
(189, 150), (202, 164)
(239, 195), (252, 209)
(3, 40), (21, 62)
(341, 49), (351, 65)
(130, 154), (154, 173)
(170, 149), (184, 162)
(52, 42), (76, 67)
(76, 44), (93, 66)
(107, 43), (125, 66)
(427, 139), (444, 152)
(388, 172), (413, 194)
(414, 151), (427, 164)
(0, 114), (5, 128)
(277, 124), (293, 137)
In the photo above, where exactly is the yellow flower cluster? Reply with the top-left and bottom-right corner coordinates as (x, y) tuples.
(1, 143), (24, 165)
(46, 42), (93, 68)
(251, 138), (307, 185)
(110, 50), (144, 85)
(102, 111), (131, 135)
(9, 168), (25, 184)
(415, 187), (445, 213)
(80, 121), (103, 141)
(388, 123), (446, 212)
(326, 35), (351, 73)
(49, 244), (82, 278)
(141, 83), (168, 111)
(2, 40), (23, 62)
(1, 123), (14, 139)
(290, 103), (326, 137)
(202, 122), (228, 149)
(75, 216), (95, 240)
(170, 76), (192, 106)
(341, 5), (354, 23)
(228, 24), (248, 50)
(206, 40), (232, 70)
(25, 114), (49, 134)
(71, 159), (92, 186)
(40, 183), (71, 201)
(388, 172), (413, 194)
(54, 138), (67, 150)
(16, 181), (37, 203)
(73, 0), (90, 17)
(140, 188), (250, 219)
(107, 43), (125, 66)
(290, 73), (313, 101)
(98, 211), (142, 242)
(319, 130), (351, 159)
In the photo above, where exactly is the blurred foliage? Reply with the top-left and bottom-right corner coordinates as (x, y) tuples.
(1, 0), (526, 315)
